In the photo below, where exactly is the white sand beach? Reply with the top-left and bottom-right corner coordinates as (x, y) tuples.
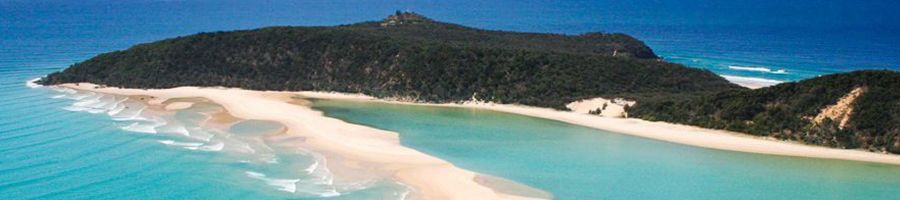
(61, 83), (900, 199)
(61, 83), (546, 200)
(565, 97), (634, 118)
(298, 92), (900, 166)
(721, 75), (783, 89)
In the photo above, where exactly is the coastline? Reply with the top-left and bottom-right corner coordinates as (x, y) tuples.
(59, 83), (547, 200)
(296, 92), (900, 166)
(54, 82), (900, 199)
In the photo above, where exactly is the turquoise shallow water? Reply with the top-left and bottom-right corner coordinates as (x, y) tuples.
(3, 0), (900, 199)
(312, 99), (900, 200)
(2, 75), (410, 199)
(2, 73), (289, 199)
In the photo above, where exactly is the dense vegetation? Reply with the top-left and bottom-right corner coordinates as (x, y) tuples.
(629, 70), (900, 153)
(39, 12), (738, 109)
(38, 12), (900, 154)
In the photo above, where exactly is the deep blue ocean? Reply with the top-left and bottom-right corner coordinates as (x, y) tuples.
(3, 0), (899, 82)
(2, 0), (900, 199)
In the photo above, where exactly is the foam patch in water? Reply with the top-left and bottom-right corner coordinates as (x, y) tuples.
(156, 123), (191, 136)
(184, 142), (224, 151)
(157, 140), (204, 147)
(245, 171), (301, 193)
(111, 105), (150, 121)
(120, 121), (164, 134)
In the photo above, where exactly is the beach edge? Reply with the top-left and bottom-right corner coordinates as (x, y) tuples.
(296, 91), (900, 166)
(57, 83), (548, 200)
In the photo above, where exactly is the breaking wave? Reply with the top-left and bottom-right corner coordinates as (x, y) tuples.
(40, 86), (408, 199)
(184, 141), (225, 151)
(245, 171), (303, 193)
(25, 77), (43, 88)
(120, 120), (165, 134)
(728, 65), (788, 74)
(157, 140), (204, 147)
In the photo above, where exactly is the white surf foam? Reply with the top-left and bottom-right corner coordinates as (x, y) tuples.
(157, 140), (204, 147)
(87, 95), (113, 108)
(107, 103), (127, 116)
(306, 154), (335, 185)
(101, 96), (127, 111)
(47, 87), (352, 198)
(728, 65), (788, 74)
(119, 117), (166, 134)
(317, 189), (341, 197)
(25, 78), (43, 88)
(61, 94), (133, 116)
(71, 92), (93, 100)
(393, 181), (414, 200)
(184, 142), (224, 151)
(245, 171), (301, 193)
(156, 123), (191, 136)
(58, 93), (87, 100)
(120, 122), (162, 134)
(62, 106), (90, 112)
(303, 160), (319, 174)
(73, 95), (101, 107)
(292, 181), (341, 197)
(85, 108), (107, 114)
(111, 106), (150, 121)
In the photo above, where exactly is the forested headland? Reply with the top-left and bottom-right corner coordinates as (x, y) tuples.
(38, 12), (739, 109)
(629, 70), (900, 153)
(39, 12), (900, 153)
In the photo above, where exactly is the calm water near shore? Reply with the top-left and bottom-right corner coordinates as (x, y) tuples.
(3, 0), (900, 199)
(312, 99), (900, 200)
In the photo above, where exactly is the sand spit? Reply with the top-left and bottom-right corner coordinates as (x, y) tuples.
(60, 83), (547, 200)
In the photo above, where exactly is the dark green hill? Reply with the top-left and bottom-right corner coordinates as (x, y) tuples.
(37, 12), (900, 154)
(629, 70), (900, 153)
(39, 12), (739, 109)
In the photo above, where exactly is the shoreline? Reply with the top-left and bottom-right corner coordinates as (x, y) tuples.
(58, 83), (548, 200)
(296, 91), (900, 166)
(53, 82), (900, 199)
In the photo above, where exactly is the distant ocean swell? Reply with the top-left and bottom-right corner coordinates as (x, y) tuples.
(728, 65), (787, 74)
(662, 56), (788, 88)
(719, 66), (786, 88)
(37, 82), (412, 199)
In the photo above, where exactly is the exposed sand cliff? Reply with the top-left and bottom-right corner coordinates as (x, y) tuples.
(814, 87), (866, 129)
